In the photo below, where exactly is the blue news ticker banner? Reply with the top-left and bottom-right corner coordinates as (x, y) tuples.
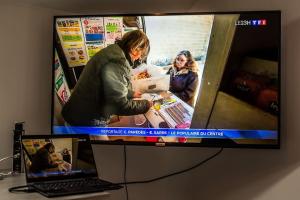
(53, 126), (277, 140)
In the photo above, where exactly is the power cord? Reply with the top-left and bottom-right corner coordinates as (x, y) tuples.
(0, 153), (21, 180)
(8, 185), (36, 193)
(119, 147), (223, 186)
(123, 145), (129, 200)
(0, 153), (20, 163)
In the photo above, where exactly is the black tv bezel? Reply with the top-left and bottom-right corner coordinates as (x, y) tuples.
(51, 10), (281, 149)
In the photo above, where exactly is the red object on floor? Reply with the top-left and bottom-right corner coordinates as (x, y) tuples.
(178, 137), (187, 143)
(145, 137), (159, 142)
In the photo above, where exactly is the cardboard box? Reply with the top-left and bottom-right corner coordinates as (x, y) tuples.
(131, 64), (170, 92)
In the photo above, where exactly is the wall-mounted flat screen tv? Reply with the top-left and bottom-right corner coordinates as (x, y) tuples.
(52, 11), (280, 148)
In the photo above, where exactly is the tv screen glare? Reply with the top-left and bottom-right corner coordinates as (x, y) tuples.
(52, 11), (280, 148)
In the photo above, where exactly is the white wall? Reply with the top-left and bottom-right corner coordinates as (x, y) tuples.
(0, 3), (56, 168)
(144, 15), (213, 64)
(0, 0), (300, 200)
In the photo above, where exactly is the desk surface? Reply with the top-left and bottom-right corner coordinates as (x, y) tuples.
(0, 174), (109, 200)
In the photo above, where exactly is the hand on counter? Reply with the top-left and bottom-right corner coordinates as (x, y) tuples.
(160, 91), (172, 99)
(133, 90), (142, 98)
(148, 100), (154, 108)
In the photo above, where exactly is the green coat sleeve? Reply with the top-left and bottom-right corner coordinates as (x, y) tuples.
(127, 88), (134, 98)
(101, 62), (150, 116)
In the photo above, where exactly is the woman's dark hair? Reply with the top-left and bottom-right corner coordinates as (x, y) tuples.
(116, 30), (150, 60)
(173, 50), (198, 72)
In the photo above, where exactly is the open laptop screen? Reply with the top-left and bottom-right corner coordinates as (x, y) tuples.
(22, 135), (98, 183)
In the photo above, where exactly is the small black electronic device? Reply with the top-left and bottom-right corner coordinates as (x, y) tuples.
(13, 122), (24, 173)
(21, 134), (122, 197)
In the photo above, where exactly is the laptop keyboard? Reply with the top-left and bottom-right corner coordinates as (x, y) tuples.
(34, 178), (122, 197)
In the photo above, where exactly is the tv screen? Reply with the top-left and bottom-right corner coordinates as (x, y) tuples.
(52, 11), (280, 148)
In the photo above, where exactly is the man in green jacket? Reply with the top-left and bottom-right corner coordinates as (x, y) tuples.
(62, 30), (152, 126)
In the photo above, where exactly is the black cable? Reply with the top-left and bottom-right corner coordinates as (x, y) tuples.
(123, 144), (129, 200)
(118, 147), (223, 185)
(8, 185), (36, 193)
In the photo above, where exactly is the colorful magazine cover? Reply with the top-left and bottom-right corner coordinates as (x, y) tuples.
(56, 18), (88, 67)
(104, 17), (123, 46)
(81, 17), (105, 59)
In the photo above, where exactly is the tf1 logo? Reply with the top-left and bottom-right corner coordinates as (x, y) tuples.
(235, 19), (267, 26)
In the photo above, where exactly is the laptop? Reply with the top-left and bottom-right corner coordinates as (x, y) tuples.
(21, 134), (122, 197)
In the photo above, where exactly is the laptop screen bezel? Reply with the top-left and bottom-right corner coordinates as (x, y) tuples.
(22, 134), (99, 183)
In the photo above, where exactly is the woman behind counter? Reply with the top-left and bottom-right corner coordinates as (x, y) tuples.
(167, 50), (199, 107)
